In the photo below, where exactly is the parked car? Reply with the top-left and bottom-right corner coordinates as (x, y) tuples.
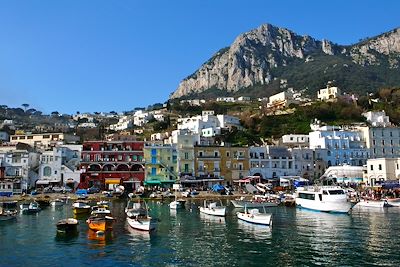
(87, 187), (101, 194)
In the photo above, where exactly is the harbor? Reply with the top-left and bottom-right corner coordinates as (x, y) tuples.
(1, 195), (400, 266)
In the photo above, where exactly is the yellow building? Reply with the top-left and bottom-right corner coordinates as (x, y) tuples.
(194, 146), (249, 185)
(143, 143), (178, 186)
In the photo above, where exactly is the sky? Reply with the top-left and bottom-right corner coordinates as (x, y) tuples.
(0, 0), (399, 114)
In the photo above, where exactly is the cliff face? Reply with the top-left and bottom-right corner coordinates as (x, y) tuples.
(170, 24), (400, 99)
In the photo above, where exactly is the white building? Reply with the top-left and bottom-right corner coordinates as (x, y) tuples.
(281, 134), (309, 147)
(10, 132), (80, 149)
(249, 146), (297, 179)
(366, 158), (400, 186)
(180, 99), (206, 106)
(0, 150), (39, 192)
(216, 97), (235, 103)
(36, 145), (82, 189)
(77, 122), (97, 128)
(133, 110), (152, 126)
(267, 90), (298, 109)
(309, 123), (368, 166)
(237, 96), (251, 102)
(177, 111), (240, 137)
(109, 116), (133, 131)
(357, 126), (400, 158)
(363, 111), (391, 127)
(317, 82), (341, 101)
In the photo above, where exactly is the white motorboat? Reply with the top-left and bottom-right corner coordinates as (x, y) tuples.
(169, 199), (186, 209)
(237, 206), (272, 226)
(231, 196), (278, 208)
(295, 186), (353, 213)
(354, 199), (387, 208)
(126, 199), (156, 231)
(20, 202), (41, 214)
(199, 200), (226, 217)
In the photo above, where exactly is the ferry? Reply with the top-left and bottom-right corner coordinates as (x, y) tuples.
(295, 186), (353, 213)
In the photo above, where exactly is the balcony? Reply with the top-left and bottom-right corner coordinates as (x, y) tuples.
(197, 155), (221, 160)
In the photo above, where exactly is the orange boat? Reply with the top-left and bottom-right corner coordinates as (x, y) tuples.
(86, 216), (115, 231)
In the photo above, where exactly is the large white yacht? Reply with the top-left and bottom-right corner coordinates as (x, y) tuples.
(295, 186), (353, 213)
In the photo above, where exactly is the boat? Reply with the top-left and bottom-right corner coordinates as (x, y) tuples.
(36, 197), (51, 208)
(237, 206), (272, 226)
(295, 186), (353, 213)
(20, 202), (41, 214)
(169, 199), (186, 209)
(126, 199), (156, 231)
(56, 218), (79, 233)
(91, 206), (111, 216)
(0, 208), (17, 221)
(354, 199), (387, 208)
(199, 200), (226, 217)
(385, 198), (400, 207)
(72, 201), (91, 215)
(231, 196), (278, 208)
(51, 199), (65, 207)
(86, 215), (115, 231)
(97, 200), (110, 206)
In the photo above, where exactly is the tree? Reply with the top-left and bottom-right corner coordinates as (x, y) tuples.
(51, 111), (60, 117)
(22, 103), (29, 112)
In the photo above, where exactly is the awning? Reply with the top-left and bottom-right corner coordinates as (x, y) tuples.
(123, 180), (141, 183)
(36, 180), (50, 185)
(105, 178), (121, 184)
(144, 180), (161, 185)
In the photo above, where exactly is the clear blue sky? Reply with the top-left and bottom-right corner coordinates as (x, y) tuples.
(0, 0), (399, 114)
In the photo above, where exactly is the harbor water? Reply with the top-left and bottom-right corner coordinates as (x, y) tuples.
(1, 199), (400, 266)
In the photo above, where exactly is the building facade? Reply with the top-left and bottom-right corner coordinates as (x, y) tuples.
(79, 141), (145, 191)
(366, 158), (400, 185)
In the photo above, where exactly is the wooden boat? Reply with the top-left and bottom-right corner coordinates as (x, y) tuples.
(36, 197), (51, 208)
(86, 215), (115, 231)
(126, 199), (156, 231)
(20, 202), (41, 214)
(56, 218), (79, 233)
(237, 206), (272, 226)
(199, 200), (226, 217)
(72, 201), (91, 215)
(385, 198), (400, 207)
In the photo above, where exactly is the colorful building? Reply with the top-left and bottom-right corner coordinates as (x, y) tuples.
(143, 143), (178, 186)
(194, 145), (249, 185)
(79, 141), (145, 192)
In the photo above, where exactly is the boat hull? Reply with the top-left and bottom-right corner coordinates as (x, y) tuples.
(86, 216), (115, 232)
(199, 207), (226, 217)
(385, 198), (400, 207)
(296, 199), (353, 213)
(231, 200), (278, 208)
(237, 212), (272, 226)
(57, 218), (78, 233)
(73, 208), (91, 215)
(0, 211), (17, 221)
(354, 200), (386, 208)
(127, 217), (156, 231)
(169, 200), (185, 209)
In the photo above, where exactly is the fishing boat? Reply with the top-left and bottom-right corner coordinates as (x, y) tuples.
(72, 201), (91, 215)
(126, 199), (156, 231)
(20, 202), (41, 214)
(199, 200), (226, 217)
(231, 196), (278, 208)
(354, 199), (387, 208)
(237, 206), (272, 226)
(86, 215), (115, 231)
(0, 208), (17, 221)
(56, 218), (79, 233)
(169, 184), (186, 209)
(295, 186), (353, 213)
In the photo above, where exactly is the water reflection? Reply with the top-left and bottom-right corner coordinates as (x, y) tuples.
(87, 229), (113, 248)
(199, 212), (226, 224)
(237, 219), (271, 240)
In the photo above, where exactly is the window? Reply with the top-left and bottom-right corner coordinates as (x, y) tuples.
(370, 165), (374, 171)
(226, 152), (230, 157)
(379, 164), (382, 170)
(43, 166), (52, 176)
(19, 136), (26, 139)
(12, 137), (17, 140)
(43, 135), (50, 139)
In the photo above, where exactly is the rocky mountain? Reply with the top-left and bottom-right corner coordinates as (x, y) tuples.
(170, 24), (400, 99)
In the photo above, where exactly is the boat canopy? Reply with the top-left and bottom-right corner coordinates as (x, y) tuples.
(212, 184), (225, 192)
